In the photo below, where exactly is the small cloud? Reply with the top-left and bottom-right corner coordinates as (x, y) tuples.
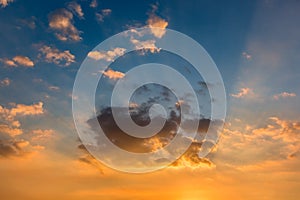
(38, 45), (75, 66)
(48, 8), (82, 42)
(273, 92), (296, 100)
(48, 86), (60, 91)
(12, 56), (34, 67)
(90, 0), (97, 8)
(67, 2), (84, 19)
(130, 38), (160, 53)
(146, 4), (168, 38)
(95, 9), (112, 23)
(0, 0), (14, 8)
(87, 47), (125, 61)
(101, 69), (125, 80)
(0, 78), (11, 87)
(242, 51), (252, 60)
(231, 87), (254, 98)
(0, 58), (17, 67)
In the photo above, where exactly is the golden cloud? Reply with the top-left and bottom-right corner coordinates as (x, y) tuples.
(101, 69), (124, 80)
(48, 8), (81, 41)
(38, 45), (75, 66)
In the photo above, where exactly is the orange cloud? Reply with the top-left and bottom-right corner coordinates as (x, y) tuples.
(10, 102), (44, 116)
(12, 55), (34, 67)
(101, 69), (124, 80)
(231, 87), (254, 98)
(147, 4), (168, 38)
(273, 92), (296, 100)
(0, 0), (14, 8)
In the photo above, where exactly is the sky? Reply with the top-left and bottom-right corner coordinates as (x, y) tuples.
(0, 0), (300, 199)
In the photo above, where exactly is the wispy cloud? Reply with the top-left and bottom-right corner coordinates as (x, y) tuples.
(38, 45), (75, 66)
(273, 92), (296, 100)
(242, 51), (252, 60)
(231, 87), (254, 98)
(0, 78), (10, 87)
(89, 0), (97, 8)
(67, 2), (84, 19)
(48, 8), (81, 41)
(95, 9), (112, 23)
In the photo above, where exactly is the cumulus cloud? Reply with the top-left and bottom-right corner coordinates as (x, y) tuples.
(95, 9), (112, 22)
(273, 92), (296, 100)
(38, 45), (75, 66)
(87, 47), (125, 61)
(0, 0), (14, 8)
(0, 78), (10, 87)
(48, 8), (81, 42)
(101, 69), (124, 80)
(67, 2), (84, 19)
(146, 4), (168, 38)
(0, 103), (47, 158)
(231, 87), (254, 98)
(10, 102), (44, 116)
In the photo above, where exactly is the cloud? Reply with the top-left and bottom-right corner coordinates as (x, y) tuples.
(0, 140), (31, 158)
(0, 0), (13, 8)
(231, 87), (254, 98)
(101, 69), (124, 80)
(0, 124), (23, 137)
(0, 78), (10, 87)
(242, 52), (252, 60)
(0, 58), (17, 67)
(146, 4), (168, 38)
(90, 0), (97, 8)
(85, 105), (215, 169)
(38, 45), (75, 66)
(67, 2), (84, 19)
(48, 8), (81, 42)
(31, 129), (55, 142)
(48, 86), (60, 91)
(87, 47), (125, 61)
(95, 9), (112, 22)
(12, 56), (34, 67)
(10, 102), (44, 116)
(216, 116), (300, 168)
(273, 92), (296, 100)
(130, 38), (160, 53)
